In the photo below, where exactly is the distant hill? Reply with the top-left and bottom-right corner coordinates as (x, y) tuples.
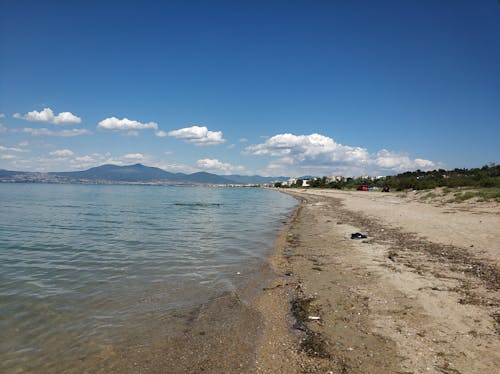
(52, 163), (183, 182)
(183, 171), (235, 184)
(0, 169), (30, 178)
(0, 164), (288, 185)
(51, 164), (236, 184)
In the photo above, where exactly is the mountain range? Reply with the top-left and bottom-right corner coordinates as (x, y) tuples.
(0, 163), (288, 185)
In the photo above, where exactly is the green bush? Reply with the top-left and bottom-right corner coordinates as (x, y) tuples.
(285, 164), (500, 194)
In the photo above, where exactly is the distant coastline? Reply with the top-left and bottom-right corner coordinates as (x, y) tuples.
(0, 178), (263, 188)
(0, 163), (287, 186)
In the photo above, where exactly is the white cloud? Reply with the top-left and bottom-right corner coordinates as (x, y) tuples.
(49, 149), (74, 157)
(0, 144), (30, 165)
(0, 124), (6, 133)
(60, 129), (90, 136)
(20, 128), (52, 136)
(239, 137), (248, 143)
(0, 151), (158, 173)
(196, 158), (244, 174)
(0, 113), (5, 118)
(152, 161), (198, 173)
(21, 127), (92, 137)
(246, 133), (437, 176)
(58, 153), (111, 171)
(122, 153), (146, 161)
(0, 154), (16, 160)
(0, 145), (26, 153)
(74, 155), (94, 162)
(68, 152), (151, 170)
(246, 133), (369, 162)
(13, 108), (81, 125)
(155, 130), (168, 137)
(52, 112), (82, 125)
(97, 117), (158, 132)
(373, 150), (439, 172)
(166, 125), (225, 145)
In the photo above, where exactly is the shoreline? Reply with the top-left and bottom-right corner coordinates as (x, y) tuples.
(4, 186), (498, 372)
(0, 186), (296, 374)
(254, 188), (500, 373)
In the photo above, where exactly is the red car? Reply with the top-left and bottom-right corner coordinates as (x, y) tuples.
(357, 185), (369, 191)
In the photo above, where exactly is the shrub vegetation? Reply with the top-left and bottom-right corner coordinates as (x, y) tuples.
(281, 164), (500, 194)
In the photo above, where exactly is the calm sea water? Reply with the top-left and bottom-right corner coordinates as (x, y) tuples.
(0, 184), (296, 372)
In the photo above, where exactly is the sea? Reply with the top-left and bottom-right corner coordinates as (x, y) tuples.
(0, 183), (297, 372)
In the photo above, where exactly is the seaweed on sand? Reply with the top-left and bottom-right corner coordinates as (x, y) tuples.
(291, 294), (331, 359)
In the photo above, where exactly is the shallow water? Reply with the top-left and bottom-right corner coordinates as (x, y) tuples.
(0, 184), (296, 372)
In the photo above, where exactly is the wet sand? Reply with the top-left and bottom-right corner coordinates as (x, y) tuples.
(255, 188), (500, 373)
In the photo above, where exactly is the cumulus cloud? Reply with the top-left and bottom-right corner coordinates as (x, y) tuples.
(373, 149), (436, 172)
(49, 149), (74, 157)
(246, 133), (369, 163)
(196, 158), (244, 174)
(165, 126), (225, 145)
(0, 113), (5, 118)
(52, 112), (82, 125)
(20, 127), (92, 137)
(97, 117), (158, 132)
(13, 108), (81, 125)
(246, 133), (437, 176)
(239, 137), (248, 143)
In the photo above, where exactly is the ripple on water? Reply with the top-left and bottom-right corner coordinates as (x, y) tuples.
(0, 184), (297, 371)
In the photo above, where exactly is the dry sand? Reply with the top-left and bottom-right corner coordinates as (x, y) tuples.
(255, 188), (500, 373)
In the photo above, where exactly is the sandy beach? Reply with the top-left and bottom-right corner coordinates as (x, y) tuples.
(6, 187), (498, 373)
(255, 188), (500, 373)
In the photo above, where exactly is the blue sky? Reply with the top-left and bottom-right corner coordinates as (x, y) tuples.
(1, 0), (499, 176)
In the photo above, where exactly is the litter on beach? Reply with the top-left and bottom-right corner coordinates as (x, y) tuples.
(351, 232), (367, 239)
(308, 316), (321, 320)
